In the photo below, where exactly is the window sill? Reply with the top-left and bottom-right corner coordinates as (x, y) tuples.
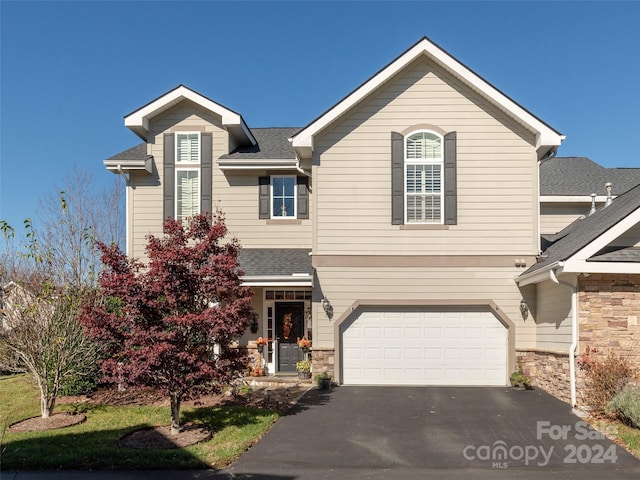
(266, 219), (302, 225)
(399, 224), (450, 230)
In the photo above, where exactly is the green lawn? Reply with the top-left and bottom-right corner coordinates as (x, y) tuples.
(0, 375), (280, 470)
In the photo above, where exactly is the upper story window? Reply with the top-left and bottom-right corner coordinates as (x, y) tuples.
(176, 132), (200, 163)
(258, 176), (309, 220)
(405, 131), (443, 224)
(271, 176), (296, 218)
(175, 132), (201, 222)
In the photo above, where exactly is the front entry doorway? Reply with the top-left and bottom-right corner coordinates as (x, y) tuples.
(276, 302), (305, 372)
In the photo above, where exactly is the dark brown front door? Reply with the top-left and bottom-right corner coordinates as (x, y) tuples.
(276, 302), (305, 372)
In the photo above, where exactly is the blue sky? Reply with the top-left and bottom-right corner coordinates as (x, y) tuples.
(1, 1), (639, 234)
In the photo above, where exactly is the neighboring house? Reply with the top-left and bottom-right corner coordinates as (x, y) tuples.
(518, 184), (640, 404)
(540, 157), (640, 235)
(103, 37), (638, 406)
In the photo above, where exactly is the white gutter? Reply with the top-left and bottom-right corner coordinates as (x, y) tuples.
(549, 268), (578, 407)
(296, 159), (311, 177)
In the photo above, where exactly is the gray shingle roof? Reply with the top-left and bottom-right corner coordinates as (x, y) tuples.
(589, 247), (640, 263)
(540, 157), (640, 196)
(523, 184), (640, 275)
(221, 128), (299, 160)
(106, 143), (148, 161)
(239, 248), (312, 277)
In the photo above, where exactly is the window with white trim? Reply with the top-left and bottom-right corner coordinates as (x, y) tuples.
(405, 131), (443, 223)
(271, 176), (296, 218)
(175, 132), (200, 222)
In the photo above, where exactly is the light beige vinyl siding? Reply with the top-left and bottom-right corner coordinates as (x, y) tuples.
(128, 100), (312, 258)
(313, 57), (538, 256)
(534, 279), (573, 352)
(313, 266), (533, 349)
(215, 172), (312, 248)
(540, 203), (591, 235)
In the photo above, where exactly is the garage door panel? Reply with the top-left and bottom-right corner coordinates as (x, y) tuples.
(342, 309), (507, 386)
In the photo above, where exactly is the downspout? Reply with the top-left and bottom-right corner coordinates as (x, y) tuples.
(116, 165), (130, 256)
(549, 267), (578, 407)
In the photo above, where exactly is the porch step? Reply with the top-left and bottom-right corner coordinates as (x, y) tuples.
(246, 375), (312, 388)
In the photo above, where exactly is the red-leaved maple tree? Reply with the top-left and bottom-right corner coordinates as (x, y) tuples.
(81, 213), (256, 434)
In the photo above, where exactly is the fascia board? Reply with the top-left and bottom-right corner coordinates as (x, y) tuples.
(516, 263), (558, 286)
(540, 195), (609, 203)
(241, 275), (313, 287)
(292, 38), (563, 151)
(562, 259), (640, 274)
(218, 159), (299, 170)
(570, 207), (640, 261)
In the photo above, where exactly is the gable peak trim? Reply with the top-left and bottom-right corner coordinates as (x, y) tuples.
(124, 85), (256, 146)
(291, 36), (563, 156)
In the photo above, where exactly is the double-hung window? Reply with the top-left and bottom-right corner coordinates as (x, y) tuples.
(405, 131), (443, 223)
(271, 176), (296, 218)
(175, 132), (200, 223)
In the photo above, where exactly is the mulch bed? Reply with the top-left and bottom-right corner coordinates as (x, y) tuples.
(119, 423), (212, 449)
(12, 385), (309, 449)
(9, 412), (86, 432)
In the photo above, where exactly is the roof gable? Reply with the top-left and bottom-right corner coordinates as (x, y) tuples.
(291, 37), (564, 159)
(124, 85), (256, 146)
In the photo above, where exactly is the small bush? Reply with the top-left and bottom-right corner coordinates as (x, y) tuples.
(578, 346), (638, 416)
(59, 364), (101, 396)
(608, 385), (640, 429)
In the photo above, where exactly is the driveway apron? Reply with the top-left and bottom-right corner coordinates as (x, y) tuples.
(226, 386), (640, 479)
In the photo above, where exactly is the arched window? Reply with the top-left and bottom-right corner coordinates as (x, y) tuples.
(405, 131), (443, 223)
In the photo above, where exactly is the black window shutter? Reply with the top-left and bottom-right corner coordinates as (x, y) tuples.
(258, 176), (270, 219)
(391, 132), (404, 225)
(444, 131), (457, 225)
(297, 176), (309, 219)
(200, 132), (213, 215)
(163, 133), (175, 221)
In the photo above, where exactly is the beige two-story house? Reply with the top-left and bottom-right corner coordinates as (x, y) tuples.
(104, 37), (639, 406)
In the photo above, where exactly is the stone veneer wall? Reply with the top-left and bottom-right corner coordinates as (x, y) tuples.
(311, 348), (335, 377)
(521, 274), (640, 406)
(578, 273), (640, 368)
(518, 350), (572, 404)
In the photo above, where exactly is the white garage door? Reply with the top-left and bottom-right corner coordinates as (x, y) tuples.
(342, 309), (507, 386)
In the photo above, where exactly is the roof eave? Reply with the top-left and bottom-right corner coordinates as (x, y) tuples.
(516, 261), (562, 286)
(103, 157), (153, 174)
(241, 275), (313, 287)
(218, 158), (299, 171)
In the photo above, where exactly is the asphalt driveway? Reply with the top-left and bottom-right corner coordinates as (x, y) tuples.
(225, 386), (640, 480)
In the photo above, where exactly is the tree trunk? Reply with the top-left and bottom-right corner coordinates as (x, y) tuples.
(170, 392), (182, 435)
(39, 384), (53, 418)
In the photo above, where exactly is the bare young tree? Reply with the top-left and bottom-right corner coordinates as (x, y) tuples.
(37, 167), (125, 289)
(1, 280), (100, 418)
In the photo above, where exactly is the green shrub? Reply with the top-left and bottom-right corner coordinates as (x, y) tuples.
(578, 346), (638, 416)
(608, 384), (640, 429)
(59, 364), (101, 396)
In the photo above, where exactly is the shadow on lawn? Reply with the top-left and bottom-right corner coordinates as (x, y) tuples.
(3, 405), (274, 471)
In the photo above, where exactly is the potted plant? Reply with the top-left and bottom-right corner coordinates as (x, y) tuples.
(315, 373), (331, 390)
(255, 336), (268, 354)
(510, 359), (533, 390)
(296, 360), (312, 379)
(297, 337), (311, 353)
